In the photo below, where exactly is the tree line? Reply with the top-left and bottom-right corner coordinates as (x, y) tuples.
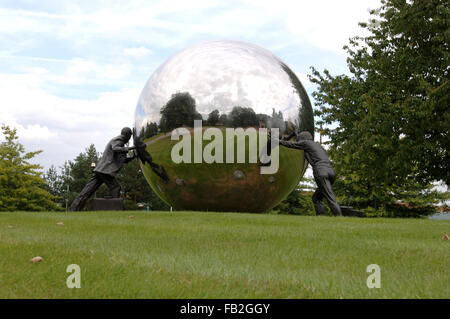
(140, 91), (290, 140)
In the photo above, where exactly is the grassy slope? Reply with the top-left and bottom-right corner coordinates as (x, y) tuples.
(0, 211), (448, 298)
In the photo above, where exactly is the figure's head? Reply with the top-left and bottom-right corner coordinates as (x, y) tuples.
(297, 131), (313, 141)
(121, 127), (132, 142)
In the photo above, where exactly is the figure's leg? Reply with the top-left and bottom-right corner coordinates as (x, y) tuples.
(69, 173), (103, 211)
(312, 184), (327, 215)
(100, 174), (121, 198)
(320, 177), (342, 216)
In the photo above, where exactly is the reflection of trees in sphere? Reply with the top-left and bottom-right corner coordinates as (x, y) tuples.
(134, 40), (314, 213)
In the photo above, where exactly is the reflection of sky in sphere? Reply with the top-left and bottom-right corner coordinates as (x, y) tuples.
(135, 40), (311, 133)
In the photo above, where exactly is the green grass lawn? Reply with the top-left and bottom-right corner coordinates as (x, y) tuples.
(0, 211), (448, 298)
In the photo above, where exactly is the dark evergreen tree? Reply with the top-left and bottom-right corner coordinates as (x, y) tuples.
(229, 106), (259, 127)
(207, 109), (220, 126)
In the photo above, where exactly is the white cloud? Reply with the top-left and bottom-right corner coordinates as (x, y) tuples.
(7, 57), (135, 87)
(66, 58), (97, 75)
(283, 0), (381, 54)
(20, 124), (57, 140)
(63, 58), (132, 82)
(0, 69), (139, 169)
(100, 62), (133, 81)
(0, 1), (381, 54)
(123, 47), (152, 58)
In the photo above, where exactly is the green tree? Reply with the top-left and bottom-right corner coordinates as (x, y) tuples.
(309, 0), (449, 210)
(44, 164), (65, 206)
(159, 92), (198, 132)
(140, 122), (159, 140)
(218, 113), (229, 126)
(256, 113), (268, 127)
(69, 144), (100, 194)
(229, 106), (258, 127)
(207, 109), (220, 126)
(0, 125), (60, 211)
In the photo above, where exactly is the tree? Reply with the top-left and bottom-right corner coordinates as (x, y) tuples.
(309, 0), (449, 210)
(0, 125), (60, 211)
(256, 113), (268, 127)
(69, 144), (100, 195)
(140, 122), (159, 140)
(159, 92), (198, 132)
(207, 109), (220, 126)
(44, 164), (65, 206)
(229, 106), (259, 127)
(219, 113), (229, 126)
(268, 108), (285, 131)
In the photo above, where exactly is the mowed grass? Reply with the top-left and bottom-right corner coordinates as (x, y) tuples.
(0, 211), (448, 298)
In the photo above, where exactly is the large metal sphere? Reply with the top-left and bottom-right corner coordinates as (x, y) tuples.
(134, 40), (314, 213)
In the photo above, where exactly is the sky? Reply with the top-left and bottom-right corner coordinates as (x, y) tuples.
(0, 0), (382, 172)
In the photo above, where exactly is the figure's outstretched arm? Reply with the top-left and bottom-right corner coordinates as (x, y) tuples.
(278, 139), (306, 150)
(267, 131), (305, 150)
(112, 145), (136, 152)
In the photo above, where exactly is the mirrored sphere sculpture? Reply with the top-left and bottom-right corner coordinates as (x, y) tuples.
(134, 40), (314, 213)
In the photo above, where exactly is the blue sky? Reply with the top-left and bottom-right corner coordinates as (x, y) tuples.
(0, 0), (381, 171)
